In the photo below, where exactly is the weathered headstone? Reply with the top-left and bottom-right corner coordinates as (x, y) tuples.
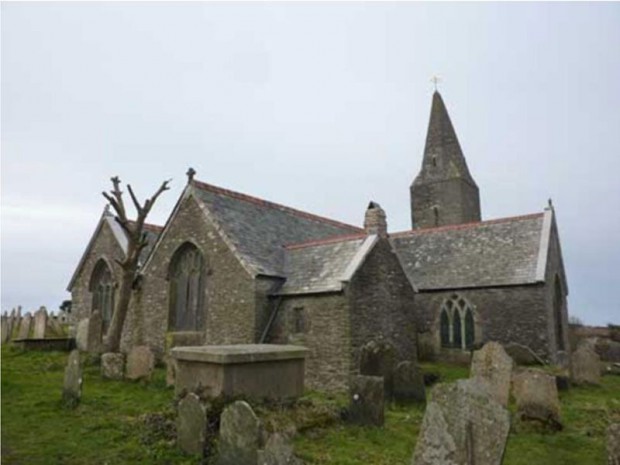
(571, 345), (601, 385)
(33, 307), (48, 339)
(348, 375), (384, 427)
(258, 432), (303, 465)
(177, 393), (207, 455)
(505, 342), (545, 366)
(101, 353), (125, 380)
(512, 368), (561, 429)
(126, 345), (155, 381)
(217, 400), (261, 465)
(1, 316), (9, 344)
(17, 313), (32, 339)
(608, 423), (620, 465)
(165, 355), (177, 387)
(62, 350), (82, 408)
(359, 340), (396, 399)
(393, 361), (426, 403)
(48, 316), (65, 337)
(76, 318), (90, 351)
(411, 379), (510, 465)
(470, 341), (514, 407)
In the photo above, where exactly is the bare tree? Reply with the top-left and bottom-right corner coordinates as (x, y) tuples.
(102, 176), (170, 353)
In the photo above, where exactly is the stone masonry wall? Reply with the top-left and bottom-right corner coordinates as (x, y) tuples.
(269, 293), (351, 393)
(543, 219), (570, 358)
(70, 221), (125, 323)
(414, 285), (552, 359)
(347, 238), (418, 371)
(122, 194), (257, 356)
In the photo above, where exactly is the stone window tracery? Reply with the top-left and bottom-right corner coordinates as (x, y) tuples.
(439, 294), (475, 350)
(168, 242), (205, 332)
(89, 259), (115, 331)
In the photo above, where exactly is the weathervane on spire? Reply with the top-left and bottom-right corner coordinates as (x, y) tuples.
(430, 75), (442, 91)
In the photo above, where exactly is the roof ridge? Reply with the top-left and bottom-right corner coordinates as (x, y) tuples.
(285, 233), (367, 250)
(126, 220), (164, 233)
(192, 179), (363, 232)
(391, 212), (544, 237)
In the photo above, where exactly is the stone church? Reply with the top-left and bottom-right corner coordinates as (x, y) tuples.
(67, 91), (569, 391)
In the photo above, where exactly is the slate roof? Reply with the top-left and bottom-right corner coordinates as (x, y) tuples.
(277, 234), (376, 295)
(391, 212), (549, 290)
(191, 181), (364, 277)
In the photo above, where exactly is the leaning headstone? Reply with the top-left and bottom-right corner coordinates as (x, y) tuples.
(126, 345), (155, 381)
(359, 340), (396, 399)
(177, 393), (207, 455)
(412, 379), (510, 465)
(571, 345), (601, 385)
(505, 342), (545, 365)
(101, 353), (125, 380)
(62, 350), (82, 408)
(75, 318), (90, 351)
(348, 375), (384, 427)
(33, 307), (48, 339)
(470, 341), (513, 407)
(512, 368), (562, 429)
(17, 313), (32, 339)
(217, 400), (260, 465)
(393, 361), (426, 403)
(258, 432), (303, 465)
(1, 316), (9, 344)
(608, 423), (620, 465)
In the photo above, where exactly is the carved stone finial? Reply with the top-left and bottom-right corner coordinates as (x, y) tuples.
(186, 167), (196, 183)
(548, 198), (554, 209)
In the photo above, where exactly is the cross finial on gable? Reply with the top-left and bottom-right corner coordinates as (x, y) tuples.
(186, 167), (196, 183)
(431, 75), (442, 92)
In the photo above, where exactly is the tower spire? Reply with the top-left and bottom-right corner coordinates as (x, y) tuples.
(410, 91), (481, 228)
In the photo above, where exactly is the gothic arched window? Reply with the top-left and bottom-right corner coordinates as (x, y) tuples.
(89, 259), (115, 331)
(168, 242), (205, 332)
(554, 276), (565, 351)
(439, 295), (475, 350)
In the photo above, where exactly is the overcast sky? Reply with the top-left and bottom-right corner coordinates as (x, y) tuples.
(2, 2), (619, 325)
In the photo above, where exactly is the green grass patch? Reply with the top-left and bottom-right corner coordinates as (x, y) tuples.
(2, 349), (619, 465)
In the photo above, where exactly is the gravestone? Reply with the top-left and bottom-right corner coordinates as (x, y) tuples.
(1, 316), (9, 344)
(101, 353), (125, 380)
(470, 341), (513, 407)
(359, 340), (396, 399)
(48, 316), (65, 337)
(165, 355), (177, 387)
(33, 307), (48, 339)
(505, 342), (545, 365)
(348, 375), (384, 427)
(258, 432), (302, 465)
(177, 393), (207, 455)
(217, 400), (260, 465)
(87, 311), (103, 353)
(17, 313), (32, 339)
(411, 379), (510, 465)
(62, 350), (82, 408)
(571, 345), (601, 385)
(126, 345), (155, 381)
(608, 423), (620, 465)
(75, 318), (90, 351)
(393, 361), (426, 403)
(512, 368), (561, 429)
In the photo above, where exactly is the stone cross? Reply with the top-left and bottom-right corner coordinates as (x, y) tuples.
(431, 75), (442, 91)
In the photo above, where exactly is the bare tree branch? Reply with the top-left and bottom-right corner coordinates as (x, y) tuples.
(126, 184), (143, 215)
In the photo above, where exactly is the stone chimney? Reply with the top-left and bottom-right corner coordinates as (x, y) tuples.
(364, 201), (387, 236)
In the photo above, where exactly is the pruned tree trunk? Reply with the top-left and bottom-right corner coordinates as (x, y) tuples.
(102, 176), (169, 353)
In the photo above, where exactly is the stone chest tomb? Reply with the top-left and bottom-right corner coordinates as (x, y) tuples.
(171, 344), (308, 399)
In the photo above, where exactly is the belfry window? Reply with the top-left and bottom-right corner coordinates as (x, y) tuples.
(168, 242), (205, 332)
(439, 295), (475, 350)
(89, 259), (115, 331)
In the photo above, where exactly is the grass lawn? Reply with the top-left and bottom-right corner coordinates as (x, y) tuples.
(2, 347), (619, 464)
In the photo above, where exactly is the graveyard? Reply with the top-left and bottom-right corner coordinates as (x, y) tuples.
(2, 344), (618, 465)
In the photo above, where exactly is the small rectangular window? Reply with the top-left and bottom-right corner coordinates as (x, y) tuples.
(293, 307), (306, 334)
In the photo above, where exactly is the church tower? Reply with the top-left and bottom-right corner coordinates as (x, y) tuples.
(410, 91), (481, 228)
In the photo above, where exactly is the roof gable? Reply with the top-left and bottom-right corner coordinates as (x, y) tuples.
(190, 180), (363, 277)
(391, 212), (549, 290)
